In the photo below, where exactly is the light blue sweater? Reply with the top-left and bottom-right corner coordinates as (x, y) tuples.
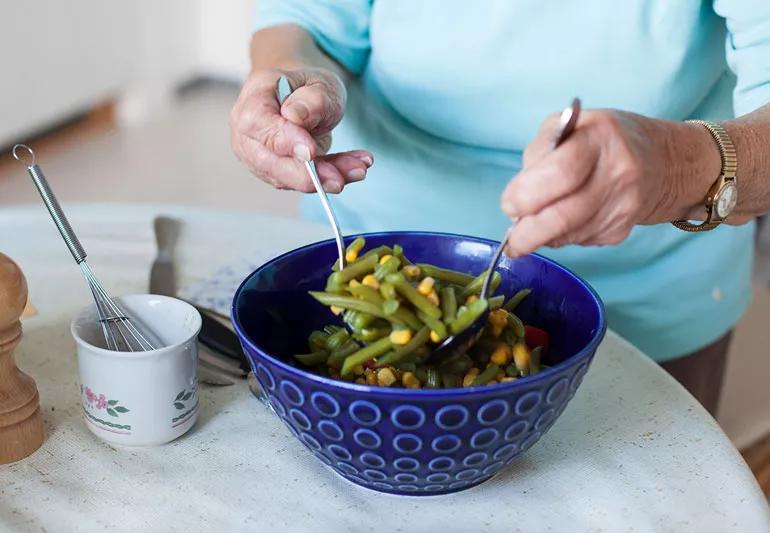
(254, 0), (770, 361)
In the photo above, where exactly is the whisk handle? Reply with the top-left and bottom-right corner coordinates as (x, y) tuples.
(21, 156), (87, 263)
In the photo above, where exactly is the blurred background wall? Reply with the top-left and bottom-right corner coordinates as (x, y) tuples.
(0, 0), (768, 457)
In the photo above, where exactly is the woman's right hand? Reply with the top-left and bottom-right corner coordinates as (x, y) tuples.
(230, 67), (373, 193)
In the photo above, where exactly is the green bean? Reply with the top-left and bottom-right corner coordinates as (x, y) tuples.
(360, 245), (393, 263)
(323, 325), (342, 335)
(441, 370), (462, 388)
(386, 273), (442, 319)
(326, 340), (359, 369)
(448, 298), (489, 335)
(416, 310), (447, 341)
(379, 282), (397, 300)
(336, 254), (378, 283)
(341, 337), (393, 377)
(352, 312), (377, 330)
(310, 292), (406, 326)
(308, 330), (329, 352)
(374, 256), (401, 281)
(325, 328), (350, 351)
(488, 295), (505, 310)
(530, 346), (542, 374)
(506, 364), (519, 377)
(417, 264), (474, 286)
(460, 271), (501, 299)
(345, 236), (365, 257)
(506, 311), (525, 340)
(353, 327), (391, 342)
(440, 353), (473, 375)
(348, 284), (385, 306)
(426, 367), (440, 388)
(390, 306), (424, 331)
(393, 244), (413, 265)
(440, 286), (457, 322)
(471, 364), (500, 386)
(294, 351), (329, 366)
(376, 326), (430, 366)
(383, 299), (400, 315)
(325, 274), (345, 293)
(504, 288), (532, 312)
(396, 362), (417, 373)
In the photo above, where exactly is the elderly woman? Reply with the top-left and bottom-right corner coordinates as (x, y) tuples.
(230, 1), (770, 415)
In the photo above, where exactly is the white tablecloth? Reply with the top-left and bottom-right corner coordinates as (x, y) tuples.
(1, 204), (768, 533)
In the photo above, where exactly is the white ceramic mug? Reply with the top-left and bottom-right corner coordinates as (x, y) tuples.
(71, 294), (202, 446)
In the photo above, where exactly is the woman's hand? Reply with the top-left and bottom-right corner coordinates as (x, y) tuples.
(500, 110), (724, 256)
(230, 67), (373, 193)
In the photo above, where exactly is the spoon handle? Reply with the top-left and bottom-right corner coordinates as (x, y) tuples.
(480, 98), (582, 299)
(277, 75), (346, 270)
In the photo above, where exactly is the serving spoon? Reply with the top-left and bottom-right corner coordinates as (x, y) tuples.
(427, 98), (582, 364)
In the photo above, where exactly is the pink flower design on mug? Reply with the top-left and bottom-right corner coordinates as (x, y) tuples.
(96, 394), (107, 410)
(85, 387), (96, 404)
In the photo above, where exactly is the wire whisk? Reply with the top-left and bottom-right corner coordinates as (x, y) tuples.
(12, 144), (157, 352)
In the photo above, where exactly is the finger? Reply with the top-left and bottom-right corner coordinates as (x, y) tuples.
(501, 132), (598, 219)
(314, 132), (333, 155)
(238, 136), (345, 193)
(522, 113), (562, 167)
(504, 185), (599, 257)
(281, 71), (345, 134)
(235, 84), (321, 161)
(317, 151), (373, 184)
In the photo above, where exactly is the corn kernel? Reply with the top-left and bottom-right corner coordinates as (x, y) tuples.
(377, 367), (397, 387)
(417, 276), (435, 296)
(353, 364), (365, 376)
(330, 305), (344, 316)
(466, 294), (478, 305)
(500, 376), (517, 383)
(379, 254), (393, 265)
(488, 309), (508, 337)
(345, 250), (359, 263)
(430, 330), (441, 343)
(490, 344), (511, 366)
(390, 329), (413, 345)
(402, 371), (421, 389)
(513, 342), (531, 376)
(362, 274), (380, 289)
(462, 368), (480, 387)
(349, 279), (361, 288)
(365, 369), (378, 386)
(355, 377), (366, 384)
(426, 290), (440, 306)
(402, 265), (421, 278)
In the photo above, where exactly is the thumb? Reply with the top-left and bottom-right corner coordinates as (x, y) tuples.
(280, 69), (346, 135)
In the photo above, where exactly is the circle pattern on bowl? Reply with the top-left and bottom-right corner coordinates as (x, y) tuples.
(435, 405), (469, 430)
(317, 420), (344, 441)
(353, 428), (382, 450)
(349, 400), (382, 426)
(311, 391), (340, 418)
(391, 405), (426, 430)
(280, 380), (304, 406)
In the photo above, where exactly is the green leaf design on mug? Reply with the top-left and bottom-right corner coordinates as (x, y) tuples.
(108, 400), (118, 406)
(174, 402), (185, 410)
(107, 408), (117, 417)
(175, 390), (186, 401)
(182, 392), (193, 401)
(114, 406), (129, 413)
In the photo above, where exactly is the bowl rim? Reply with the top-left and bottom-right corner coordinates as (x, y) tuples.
(231, 230), (607, 397)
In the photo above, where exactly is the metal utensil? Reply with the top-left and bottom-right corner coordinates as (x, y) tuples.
(277, 75), (346, 270)
(428, 99), (582, 363)
(13, 144), (158, 352)
(149, 216), (246, 384)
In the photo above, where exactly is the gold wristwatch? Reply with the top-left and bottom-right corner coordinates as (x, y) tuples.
(672, 120), (738, 232)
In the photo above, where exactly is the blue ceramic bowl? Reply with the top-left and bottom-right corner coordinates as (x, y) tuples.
(232, 232), (606, 496)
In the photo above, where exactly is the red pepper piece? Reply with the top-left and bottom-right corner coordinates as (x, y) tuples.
(524, 325), (549, 353)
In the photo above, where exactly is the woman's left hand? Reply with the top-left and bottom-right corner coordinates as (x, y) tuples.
(500, 109), (727, 256)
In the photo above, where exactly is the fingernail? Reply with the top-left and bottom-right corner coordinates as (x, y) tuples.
(356, 154), (374, 166)
(293, 144), (311, 161)
(287, 102), (309, 121)
(323, 181), (342, 194)
(346, 168), (366, 182)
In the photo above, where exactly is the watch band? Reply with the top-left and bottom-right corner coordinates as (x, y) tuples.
(671, 120), (737, 232)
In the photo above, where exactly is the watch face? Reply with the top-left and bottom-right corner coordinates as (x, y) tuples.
(716, 182), (737, 218)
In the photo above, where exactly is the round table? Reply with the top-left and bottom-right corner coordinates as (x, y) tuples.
(1, 204), (768, 533)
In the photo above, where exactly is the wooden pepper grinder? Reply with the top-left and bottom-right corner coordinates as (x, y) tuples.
(0, 253), (44, 463)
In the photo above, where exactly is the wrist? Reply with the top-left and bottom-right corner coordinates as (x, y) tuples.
(667, 120), (722, 221)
